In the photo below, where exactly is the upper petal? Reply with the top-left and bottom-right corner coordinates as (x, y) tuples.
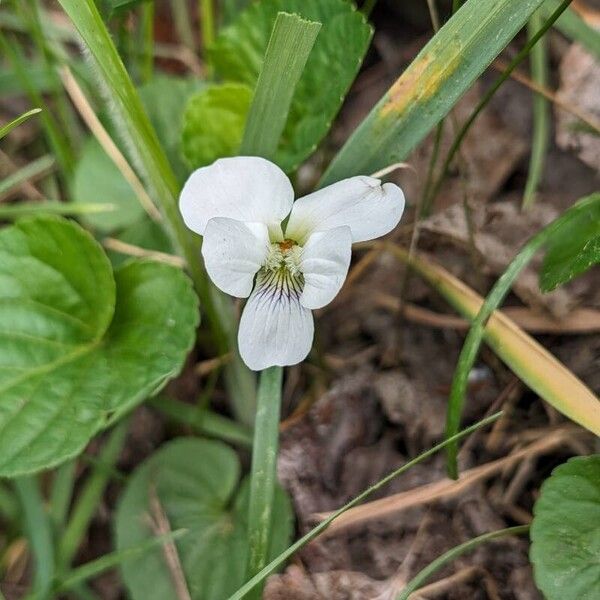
(238, 271), (314, 371)
(202, 217), (269, 298)
(179, 156), (294, 235)
(286, 176), (405, 243)
(299, 226), (352, 310)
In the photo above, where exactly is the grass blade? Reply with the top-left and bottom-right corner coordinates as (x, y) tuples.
(57, 530), (188, 592)
(58, 421), (129, 571)
(321, 0), (550, 185)
(523, 11), (550, 209)
(396, 526), (529, 599)
(0, 201), (115, 219)
(0, 155), (55, 201)
(0, 107), (41, 139)
(150, 396), (253, 447)
(228, 412), (501, 600)
(13, 477), (55, 600)
(239, 12), (321, 159)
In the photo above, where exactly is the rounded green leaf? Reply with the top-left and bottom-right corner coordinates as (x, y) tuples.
(181, 82), (253, 169)
(115, 438), (293, 600)
(0, 216), (198, 477)
(530, 455), (600, 600)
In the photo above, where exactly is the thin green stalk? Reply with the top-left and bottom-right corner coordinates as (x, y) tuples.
(0, 482), (19, 523)
(199, 0), (216, 53)
(150, 396), (253, 447)
(523, 11), (550, 209)
(396, 525), (530, 599)
(13, 477), (55, 600)
(58, 421), (129, 571)
(245, 366), (283, 599)
(56, 530), (187, 592)
(0, 108), (41, 139)
(229, 412), (501, 600)
(425, 0), (572, 210)
(444, 194), (598, 478)
(239, 12), (321, 159)
(0, 201), (115, 219)
(0, 155), (55, 200)
(139, 1), (155, 84)
(49, 461), (77, 535)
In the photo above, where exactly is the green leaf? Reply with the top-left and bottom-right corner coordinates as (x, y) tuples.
(540, 193), (600, 292)
(210, 0), (372, 171)
(530, 455), (600, 600)
(321, 0), (548, 185)
(115, 438), (293, 600)
(181, 83), (253, 169)
(71, 137), (145, 233)
(0, 216), (198, 477)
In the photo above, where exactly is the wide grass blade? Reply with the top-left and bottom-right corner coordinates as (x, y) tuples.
(0, 107), (41, 139)
(0, 201), (115, 219)
(321, 0), (550, 185)
(228, 413), (501, 600)
(240, 12), (321, 159)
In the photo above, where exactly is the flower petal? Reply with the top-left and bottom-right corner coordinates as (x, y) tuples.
(238, 271), (314, 371)
(299, 226), (352, 309)
(179, 156), (294, 235)
(286, 176), (405, 243)
(202, 217), (269, 298)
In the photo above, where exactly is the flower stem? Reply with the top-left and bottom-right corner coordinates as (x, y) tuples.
(245, 366), (283, 598)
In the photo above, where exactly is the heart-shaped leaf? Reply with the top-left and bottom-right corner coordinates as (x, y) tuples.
(115, 438), (293, 600)
(530, 455), (600, 600)
(207, 0), (372, 171)
(0, 216), (198, 477)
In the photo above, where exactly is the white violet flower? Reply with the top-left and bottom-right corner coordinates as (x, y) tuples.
(179, 156), (405, 371)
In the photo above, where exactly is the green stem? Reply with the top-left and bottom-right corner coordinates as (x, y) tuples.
(396, 525), (530, 599)
(444, 194), (598, 478)
(139, 1), (155, 84)
(245, 366), (283, 599)
(58, 421), (129, 571)
(49, 460), (77, 535)
(523, 10), (550, 209)
(0, 108), (42, 139)
(56, 530), (187, 593)
(14, 477), (55, 600)
(426, 0), (573, 209)
(199, 0), (216, 54)
(150, 396), (253, 447)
